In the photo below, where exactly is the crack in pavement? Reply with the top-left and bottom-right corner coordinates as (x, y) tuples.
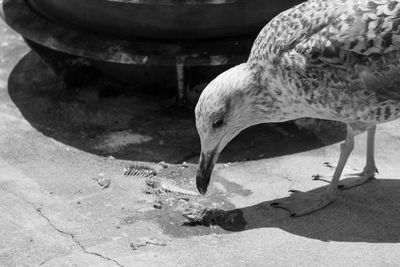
(16, 195), (126, 267)
(35, 207), (125, 267)
(39, 256), (56, 266)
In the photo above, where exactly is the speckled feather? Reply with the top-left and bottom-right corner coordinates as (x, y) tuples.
(248, 0), (400, 125)
(194, 0), (400, 204)
(195, 0), (400, 152)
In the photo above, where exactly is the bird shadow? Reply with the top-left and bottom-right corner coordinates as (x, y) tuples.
(201, 178), (400, 243)
(6, 51), (345, 164)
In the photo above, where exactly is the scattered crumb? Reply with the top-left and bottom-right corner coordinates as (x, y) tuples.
(181, 162), (189, 167)
(140, 237), (167, 246)
(153, 200), (163, 209)
(98, 178), (111, 189)
(144, 179), (162, 195)
(130, 241), (146, 251)
(158, 161), (171, 168)
(92, 177), (111, 189)
(130, 238), (167, 250)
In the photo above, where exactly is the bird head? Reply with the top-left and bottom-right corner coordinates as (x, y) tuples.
(195, 63), (262, 195)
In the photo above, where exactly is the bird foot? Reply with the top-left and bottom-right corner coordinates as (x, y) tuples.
(270, 189), (333, 217)
(312, 162), (378, 189)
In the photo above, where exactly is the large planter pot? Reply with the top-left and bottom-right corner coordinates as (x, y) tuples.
(3, 0), (304, 105)
(26, 0), (304, 40)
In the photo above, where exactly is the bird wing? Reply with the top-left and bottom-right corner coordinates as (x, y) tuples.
(249, 0), (400, 102)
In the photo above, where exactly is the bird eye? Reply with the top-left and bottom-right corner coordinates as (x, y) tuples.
(212, 119), (224, 128)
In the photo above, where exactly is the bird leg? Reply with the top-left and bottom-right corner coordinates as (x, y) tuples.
(271, 127), (355, 216)
(313, 126), (378, 189)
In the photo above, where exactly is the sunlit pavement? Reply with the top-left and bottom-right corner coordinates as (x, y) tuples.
(1, 19), (400, 267)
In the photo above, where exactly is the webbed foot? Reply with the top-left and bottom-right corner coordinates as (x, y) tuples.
(312, 162), (377, 189)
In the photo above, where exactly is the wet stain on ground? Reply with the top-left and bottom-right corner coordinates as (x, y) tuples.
(119, 163), (247, 238)
(214, 174), (253, 197)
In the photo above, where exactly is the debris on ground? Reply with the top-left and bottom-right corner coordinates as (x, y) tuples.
(181, 161), (189, 168)
(130, 241), (146, 250)
(123, 162), (158, 178)
(182, 208), (227, 226)
(153, 200), (163, 209)
(140, 237), (167, 246)
(97, 178), (111, 189)
(144, 177), (200, 198)
(182, 204), (242, 228)
(144, 179), (163, 195)
(130, 237), (167, 250)
(91, 176), (111, 189)
(158, 161), (171, 168)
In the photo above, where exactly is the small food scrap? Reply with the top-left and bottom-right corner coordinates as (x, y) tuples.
(183, 206), (243, 228)
(181, 162), (189, 168)
(183, 208), (227, 226)
(140, 237), (167, 246)
(130, 241), (146, 251)
(144, 179), (162, 195)
(158, 161), (171, 168)
(123, 162), (158, 178)
(92, 177), (111, 189)
(130, 238), (167, 250)
(153, 200), (163, 209)
(161, 182), (200, 197)
(144, 177), (200, 198)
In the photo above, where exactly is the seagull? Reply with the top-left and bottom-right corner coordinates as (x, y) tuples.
(195, 0), (400, 216)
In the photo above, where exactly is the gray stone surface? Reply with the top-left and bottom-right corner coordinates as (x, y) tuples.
(1, 16), (400, 267)
(4, 0), (251, 66)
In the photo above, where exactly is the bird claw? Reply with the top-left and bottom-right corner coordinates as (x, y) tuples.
(323, 162), (334, 168)
(288, 189), (301, 193)
(312, 162), (378, 189)
(311, 174), (320, 181)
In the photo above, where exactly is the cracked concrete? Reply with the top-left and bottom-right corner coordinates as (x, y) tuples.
(34, 206), (125, 267)
(2, 11), (400, 267)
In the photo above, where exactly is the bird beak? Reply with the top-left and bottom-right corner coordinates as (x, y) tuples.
(196, 149), (218, 195)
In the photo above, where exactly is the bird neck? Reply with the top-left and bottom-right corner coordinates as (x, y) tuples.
(245, 65), (306, 124)
(227, 63), (305, 125)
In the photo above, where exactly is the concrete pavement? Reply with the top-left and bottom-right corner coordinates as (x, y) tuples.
(1, 18), (400, 267)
